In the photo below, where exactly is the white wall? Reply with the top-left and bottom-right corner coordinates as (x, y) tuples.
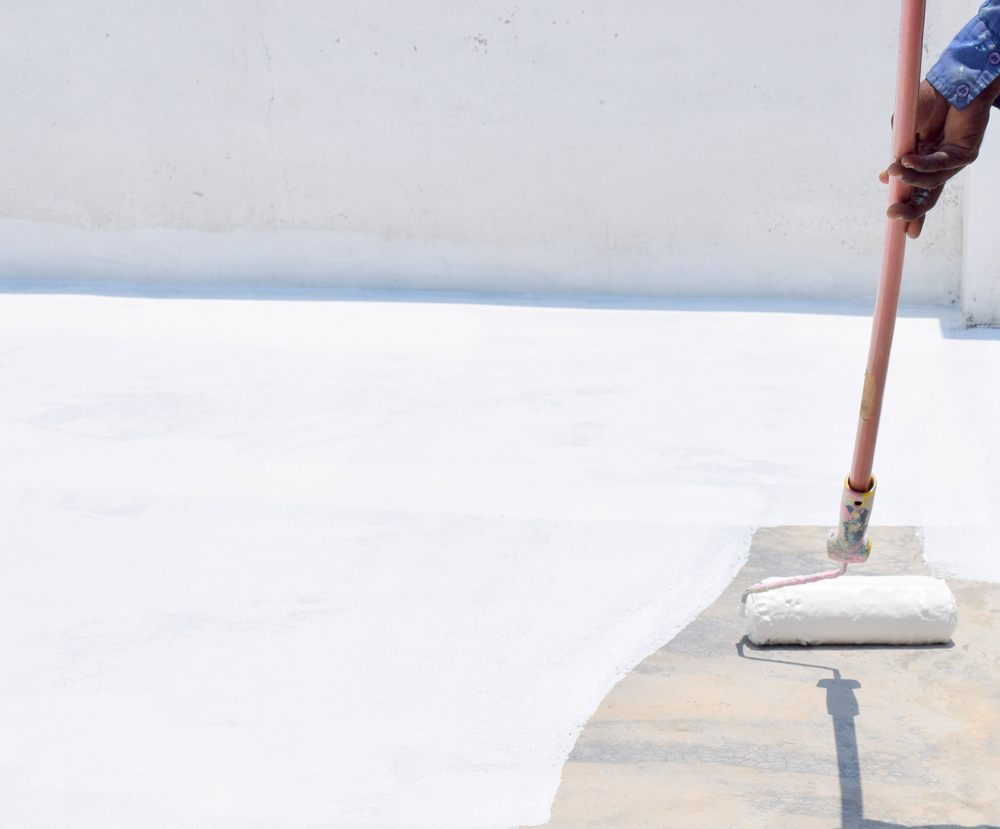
(962, 123), (1000, 324)
(0, 1), (976, 303)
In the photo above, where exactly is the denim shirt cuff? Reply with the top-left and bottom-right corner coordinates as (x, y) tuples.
(926, 15), (1000, 109)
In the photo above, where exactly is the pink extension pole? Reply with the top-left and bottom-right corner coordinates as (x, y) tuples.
(824, 0), (928, 567)
(849, 0), (927, 494)
(742, 0), (927, 603)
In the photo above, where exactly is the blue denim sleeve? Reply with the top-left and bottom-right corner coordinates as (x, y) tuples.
(926, 1), (1000, 109)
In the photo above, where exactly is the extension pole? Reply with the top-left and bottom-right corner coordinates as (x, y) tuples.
(744, 0), (931, 596)
(849, 0), (927, 493)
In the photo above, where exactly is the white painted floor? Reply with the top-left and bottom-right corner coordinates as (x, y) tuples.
(1, 289), (997, 828)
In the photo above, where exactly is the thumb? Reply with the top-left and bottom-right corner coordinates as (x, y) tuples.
(899, 145), (974, 174)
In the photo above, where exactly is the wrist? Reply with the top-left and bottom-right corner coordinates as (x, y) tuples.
(979, 73), (1000, 108)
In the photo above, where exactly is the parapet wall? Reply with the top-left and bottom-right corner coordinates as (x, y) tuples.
(4, 0), (995, 316)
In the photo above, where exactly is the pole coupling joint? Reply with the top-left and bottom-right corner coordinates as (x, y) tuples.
(827, 476), (876, 563)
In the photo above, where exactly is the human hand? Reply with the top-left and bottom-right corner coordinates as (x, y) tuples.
(880, 77), (1000, 238)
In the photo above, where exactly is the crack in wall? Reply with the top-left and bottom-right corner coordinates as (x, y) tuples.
(256, 2), (296, 226)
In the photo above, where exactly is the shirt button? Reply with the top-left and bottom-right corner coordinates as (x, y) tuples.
(957, 84), (970, 97)
(990, 51), (1000, 65)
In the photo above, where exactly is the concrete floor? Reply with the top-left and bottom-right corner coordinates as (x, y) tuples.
(537, 526), (1000, 829)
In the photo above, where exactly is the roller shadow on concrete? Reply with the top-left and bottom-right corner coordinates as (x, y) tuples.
(738, 644), (995, 829)
(534, 527), (1000, 829)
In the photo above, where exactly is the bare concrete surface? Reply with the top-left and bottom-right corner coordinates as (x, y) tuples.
(532, 527), (1000, 829)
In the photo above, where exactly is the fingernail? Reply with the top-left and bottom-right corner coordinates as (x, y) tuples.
(901, 159), (914, 168)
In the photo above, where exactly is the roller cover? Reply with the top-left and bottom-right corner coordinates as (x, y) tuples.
(744, 576), (957, 646)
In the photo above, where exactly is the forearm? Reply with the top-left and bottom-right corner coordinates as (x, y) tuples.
(926, 1), (1000, 109)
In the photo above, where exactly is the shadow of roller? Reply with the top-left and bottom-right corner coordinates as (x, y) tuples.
(533, 528), (999, 829)
(737, 643), (998, 829)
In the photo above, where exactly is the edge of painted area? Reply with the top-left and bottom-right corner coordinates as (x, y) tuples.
(525, 525), (754, 825)
(921, 526), (1000, 582)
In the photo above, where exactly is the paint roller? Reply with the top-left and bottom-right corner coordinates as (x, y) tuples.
(740, 0), (959, 647)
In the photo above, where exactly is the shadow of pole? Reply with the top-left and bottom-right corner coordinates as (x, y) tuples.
(818, 674), (863, 829)
(736, 640), (997, 829)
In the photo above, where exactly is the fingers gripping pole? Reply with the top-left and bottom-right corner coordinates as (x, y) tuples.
(849, 0), (926, 494)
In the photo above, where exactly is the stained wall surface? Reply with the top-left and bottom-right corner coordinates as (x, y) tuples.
(963, 129), (1000, 325)
(0, 1), (979, 303)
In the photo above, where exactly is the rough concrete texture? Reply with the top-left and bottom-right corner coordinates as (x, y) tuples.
(535, 526), (1000, 829)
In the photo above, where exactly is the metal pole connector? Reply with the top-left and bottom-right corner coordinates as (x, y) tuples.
(827, 476), (876, 564)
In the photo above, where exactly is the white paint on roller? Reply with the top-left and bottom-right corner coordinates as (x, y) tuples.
(744, 576), (958, 646)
